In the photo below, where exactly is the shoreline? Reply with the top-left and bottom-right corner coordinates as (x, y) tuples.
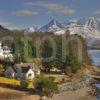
(47, 87), (95, 100)
(0, 86), (95, 100)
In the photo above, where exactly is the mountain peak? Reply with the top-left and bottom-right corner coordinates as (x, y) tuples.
(25, 26), (37, 33)
(78, 17), (100, 30)
(39, 19), (64, 32)
(50, 19), (59, 24)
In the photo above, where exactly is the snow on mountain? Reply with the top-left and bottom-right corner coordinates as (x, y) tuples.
(78, 17), (100, 30)
(25, 26), (37, 33)
(39, 19), (65, 33)
(64, 19), (78, 28)
(64, 17), (100, 47)
(24, 17), (100, 38)
(78, 17), (100, 37)
(54, 29), (66, 35)
(66, 17), (100, 39)
(23, 17), (100, 46)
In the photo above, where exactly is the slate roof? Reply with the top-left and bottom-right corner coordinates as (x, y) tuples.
(15, 63), (35, 67)
(21, 66), (31, 73)
(5, 67), (15, 73)
(15, 63), (40, 72)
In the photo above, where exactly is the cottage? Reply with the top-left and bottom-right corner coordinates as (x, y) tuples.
(5, 67), (15, 78)
(5, 63), (41, 80)
(21, 66), (35, 79)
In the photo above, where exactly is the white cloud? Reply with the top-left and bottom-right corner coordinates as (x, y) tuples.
(12, 10), (38, 16)
(24, 2), (34, 6)
(24, 2), (76, 15)
(95, 9), (100, 14)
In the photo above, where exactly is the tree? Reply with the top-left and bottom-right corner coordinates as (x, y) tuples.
(22, 38), (33, 62)
(34, 76), (58, 97)
(64, 41), (79, 73)
(33, 58), (42, 66)
(12, 37), (33, 63)
(0, 65), (4, 76)
(28, 40), (37, 58)
(41, 40), (54, 71)
(20, 80), (29, 89)
(41, 40), (53, 59)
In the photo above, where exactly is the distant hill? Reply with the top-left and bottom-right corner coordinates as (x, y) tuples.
(0, 24), (91, 65)
(0, 25), (14, 37)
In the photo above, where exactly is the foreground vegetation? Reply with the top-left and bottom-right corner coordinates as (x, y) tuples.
(0, 77), (20, 86)
(34, 76), (58, 97)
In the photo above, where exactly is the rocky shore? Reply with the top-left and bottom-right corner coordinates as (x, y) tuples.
(46, 74), (97, 100)
(58, 75), (93, 93)
(47, 87), (95, 100)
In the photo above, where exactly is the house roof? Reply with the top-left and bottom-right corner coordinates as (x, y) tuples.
(5, 67), (15, 73)
(15, 63), (36, 67)
(21, 66), (31, 73)
(15, 63), (40, 72)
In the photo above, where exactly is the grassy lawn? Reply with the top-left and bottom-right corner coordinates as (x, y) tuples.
(0, 77), (20, 86)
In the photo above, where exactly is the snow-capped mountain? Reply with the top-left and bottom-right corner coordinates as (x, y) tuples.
(64, 19), (78, 28)
(25, 17), (100, 39)
(78, 17), (100, 31)
(54, 29), (66, 35)
(64, 17), (100, 47)
(39, 19), (65, 33)
(25, 26), (37, 33)
(66, 17), (100, 39)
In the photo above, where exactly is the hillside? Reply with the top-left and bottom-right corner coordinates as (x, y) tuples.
(0, 25), (14, 37)
(0, 25), (91, 66)
(30, 31), (91, 66)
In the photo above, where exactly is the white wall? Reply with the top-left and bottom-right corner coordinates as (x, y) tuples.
(26, 69), (35, 79)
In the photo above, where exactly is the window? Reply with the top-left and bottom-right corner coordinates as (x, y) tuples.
(28, 73), (32, 77)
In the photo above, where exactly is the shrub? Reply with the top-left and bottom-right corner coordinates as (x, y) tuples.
(20, 80), (28, 89)
(65, 67), (72, 77)
(34, 76), (58, 97)
(0, 66), (4, 76)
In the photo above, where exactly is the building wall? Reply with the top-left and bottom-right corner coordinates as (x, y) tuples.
(0, 42), (13, 61)
(5, 71), (15, 79)
(26, 69), (35, 79)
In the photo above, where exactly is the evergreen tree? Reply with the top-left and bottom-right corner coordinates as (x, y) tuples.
(41, 40), (54, 71)
(13, 37), (33, 63)
(65, 41), (79, 73)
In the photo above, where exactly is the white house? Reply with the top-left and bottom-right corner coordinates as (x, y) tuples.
(0, 42), (13, 61)
(5, 63), (41, 80)
(4, 67), (15, 79)
(21, 67), (35, 79)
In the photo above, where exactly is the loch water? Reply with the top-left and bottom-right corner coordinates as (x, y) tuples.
(88, 50), (100, 100)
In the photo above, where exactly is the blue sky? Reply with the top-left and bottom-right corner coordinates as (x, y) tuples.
(0, 0), (100, 29)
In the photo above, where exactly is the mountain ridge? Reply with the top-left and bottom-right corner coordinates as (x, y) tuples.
(39, 19), (65, 32)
